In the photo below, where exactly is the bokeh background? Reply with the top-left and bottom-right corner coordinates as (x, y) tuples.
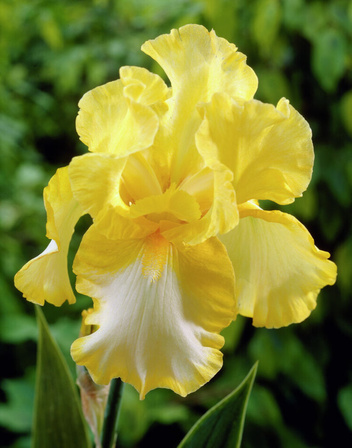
(1, 0), (352, 447)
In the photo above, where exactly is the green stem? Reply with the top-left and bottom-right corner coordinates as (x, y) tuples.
(101, 378), (124, 448)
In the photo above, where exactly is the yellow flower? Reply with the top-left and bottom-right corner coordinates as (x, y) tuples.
(15, 25), (336, 398)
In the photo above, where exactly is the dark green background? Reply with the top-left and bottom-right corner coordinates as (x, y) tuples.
(1, 0), (352, 447)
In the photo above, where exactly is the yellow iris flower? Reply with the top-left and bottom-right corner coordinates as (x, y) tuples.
(15, 25), (337, 399)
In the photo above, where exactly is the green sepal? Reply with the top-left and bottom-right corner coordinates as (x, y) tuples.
(32, 306), (91, 448)
(178, 362), (258, 448)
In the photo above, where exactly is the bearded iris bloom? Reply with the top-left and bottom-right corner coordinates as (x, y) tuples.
(15, 25), (337, 399)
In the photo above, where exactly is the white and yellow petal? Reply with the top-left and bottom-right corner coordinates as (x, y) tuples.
(76, 79), (159, 156)
(197, 93), (314, 205)
(220, 208), (337, 328)
(71, 226), (236, 398)
(14, 167), (83, 306)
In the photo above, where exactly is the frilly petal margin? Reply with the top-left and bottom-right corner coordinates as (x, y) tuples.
(76, 79), (159, 156)
(119, 66), (170, 109)
(141, 24), (258, 104)
(71, 226), (236, 398)
(197, 93), (314, 205)
(220, 208), (337, 328)
(14, 167), (84, 306)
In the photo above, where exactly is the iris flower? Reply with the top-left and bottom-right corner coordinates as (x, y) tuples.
(15, 25), (337, 398)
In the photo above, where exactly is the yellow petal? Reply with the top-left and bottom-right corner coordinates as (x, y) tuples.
(120, 65), (170, 108)
(197, 93), (314, 205)
(142, 24), (258, 184)
(76, 79), (159, 156)
(120, 151), (163, 203)
(94, 204), (159, 241)
(71, 227), (235, 398)
(163, 167), (238, 246)
(129, 184), (201, 223)
(220, 208), (337, 328)
(14, 167), (83, 306)
(68, 153), (127, 218)
(142, 24), (257, 105)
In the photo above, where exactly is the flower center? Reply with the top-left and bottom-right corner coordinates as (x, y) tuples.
(120, 152), (214, 226)
(178, 167), (214, 215)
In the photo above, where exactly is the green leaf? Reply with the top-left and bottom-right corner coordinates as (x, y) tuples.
(32, 306), (91, 448)
(336, 236), (352, 295)
(0, 313), (37, 343)
(178, 362), (258, 448)
(249, 329), (326, 402)
(221, 316), (246, 353)
(338, 384), (352, 431)
(252, 0), (282, 57)
(256, 69), (290, 105)
(312, 28), (347, 92)
(282, 0), (305, 30)
(340, 90), (352, 138)
(0, 370), (35, 432)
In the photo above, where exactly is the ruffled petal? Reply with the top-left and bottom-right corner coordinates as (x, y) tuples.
(68, 153), (127, 218)
(220, 208), (337, 328)
(76, 79), (159, 156)
(119, 66), (170, 108)
(141, 24), (258, 185)
(14, 167), (83, 306)
(142, 24), (257, 105)
(197, 93), (314, 205)
(71, 227), (235, 398)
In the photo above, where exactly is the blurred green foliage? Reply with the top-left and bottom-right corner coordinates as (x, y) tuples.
(1, 0), (351, 447)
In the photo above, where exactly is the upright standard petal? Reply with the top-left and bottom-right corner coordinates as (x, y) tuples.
(220, 208), (337, 328)
(15, 167), (83, 306)
(141, 24), (258, 184)
(197, 93), (314, 205)
(141, 24), (257, 105)
(76, 79), (159, 156)
(71, 225), (236, 398)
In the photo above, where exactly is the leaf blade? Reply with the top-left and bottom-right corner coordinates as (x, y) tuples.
(32, 306), (90, 448)
(178, 362), (258, 448)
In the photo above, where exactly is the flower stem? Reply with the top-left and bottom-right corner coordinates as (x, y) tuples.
(101, 378), (124, 448)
